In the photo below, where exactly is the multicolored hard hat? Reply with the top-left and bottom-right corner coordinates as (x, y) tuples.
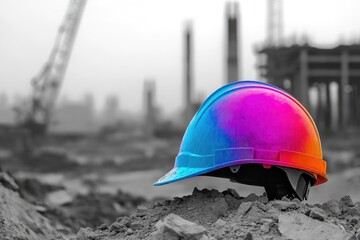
(154, 80), (327, 200)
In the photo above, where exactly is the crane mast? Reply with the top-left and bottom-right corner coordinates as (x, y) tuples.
(20, 0), (87, 136)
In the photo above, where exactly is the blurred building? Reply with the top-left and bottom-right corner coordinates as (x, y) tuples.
(144, 80), (157, 138)
(101, 95), (120, 127)
(257, 43), (360, 131)
(256, 0), (360, 131)
(0, 93), (14, 124)
(49, 95), (97, 136)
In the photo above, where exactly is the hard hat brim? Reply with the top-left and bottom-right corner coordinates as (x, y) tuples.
(154, 149), (328, 186)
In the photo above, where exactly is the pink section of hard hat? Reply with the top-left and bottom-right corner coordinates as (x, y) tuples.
(214, 87), (322, 158)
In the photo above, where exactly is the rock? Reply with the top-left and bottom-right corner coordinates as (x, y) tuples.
(130, 221), (143, 230)
(260, 224), (270, 233)
(344, 208), (360, 218)
(243, 232), (253, 240)
(45, 190), (73, 206)
(224, 195), (241, 209)
(244, 193), (268, 203)
(349, 217), (358, 226)
(125, 228), (133, 235)
(254, 201), (269, 212)
(323, 199), (342, 216)
(153, 213), (207, 240)
(238, 202), (252, 215)
(214, 219), (226, 227)
(356, 231), (360, 240)
(222, 188), (241, 199)
(309, 207), (327, 221)
(0, 172), (19, 191)
(341, 196), (355, 208)
(211, 198), (229, 217)
(109, 222), (126, 233)
(244, 204), (266, 221)
(198, 234), (214, 240)
(341, 196), (355, 213)
(34, 205), (47, 213)
(279, 212), (355, 240)
(76, 228), (98, 240)
(260, 219), (273, 233)
(260, 218), (273, 224)
(97, 223), (108, 230)
(270, 200), (299, 211)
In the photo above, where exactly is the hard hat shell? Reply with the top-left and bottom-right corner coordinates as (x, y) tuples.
(154, 80), (327, 186)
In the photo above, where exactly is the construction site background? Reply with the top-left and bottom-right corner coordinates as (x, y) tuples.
(1, 0), (360, 239)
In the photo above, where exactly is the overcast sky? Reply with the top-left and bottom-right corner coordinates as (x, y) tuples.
(1, 0), (360, 115)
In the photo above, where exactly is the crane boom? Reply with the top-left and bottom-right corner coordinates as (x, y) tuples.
(20, 0), (87, 136)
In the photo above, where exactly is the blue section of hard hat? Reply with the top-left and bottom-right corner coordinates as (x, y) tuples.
(154, 80), (279, 186)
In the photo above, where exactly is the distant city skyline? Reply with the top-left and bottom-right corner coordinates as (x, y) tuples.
(1, 0), (360, 115)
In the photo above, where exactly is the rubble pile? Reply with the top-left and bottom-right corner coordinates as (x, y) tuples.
(0, 172), (64, 240)
(0, 170), (148, 238)
(1, 168), (360, 239)
(75, 188), (360, 240)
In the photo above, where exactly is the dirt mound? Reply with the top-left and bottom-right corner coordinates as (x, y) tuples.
(74, 188), (360, 240)
(16, 176), (147, 233)
(0, 169), (149, 238)
(0, 172), (64, 240)
(55, 190), (147, 231)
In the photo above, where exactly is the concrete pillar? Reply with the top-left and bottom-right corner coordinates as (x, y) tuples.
(351, 82), (360, 125)
(226, 2), (239, 83)
(324, 82), (332, 130)
(294, 49), (309, 108)
(144, 80), (156, 138)
(184, 22), (193, 123)
(316, 83), (325, 130)
(339, 51), (349, 129)
(355, 83), (360, 125)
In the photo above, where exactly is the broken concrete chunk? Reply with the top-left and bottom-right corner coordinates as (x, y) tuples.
(344, 208), (360, 218)
(323, 199), (342, 216)
(243, 232), (253, 240)
(341, 195), (355, 208)
(237, 202), (252, 215)
(260, 223), (271, 233)
(244, 193), (268, 203)
(214, 219), (226, 227)
(224, 194), (241, 209)
(211, 198), (229, 218)
(341, 195), (355, 213)
(222, 188), (241, 199)
(97, 223), (108, 231)
(125, 228), (133, 235)
(153, 213), (207, 240)
(309, 207), (327, 221)
(279, 212), (355, 240)
(270, 200), (299, 211)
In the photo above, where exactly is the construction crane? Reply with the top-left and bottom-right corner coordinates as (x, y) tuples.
(15, 0), (87, 137)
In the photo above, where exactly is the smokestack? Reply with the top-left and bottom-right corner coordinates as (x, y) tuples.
(226, 2), (240, 84)
(184, 21), (193, 123)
